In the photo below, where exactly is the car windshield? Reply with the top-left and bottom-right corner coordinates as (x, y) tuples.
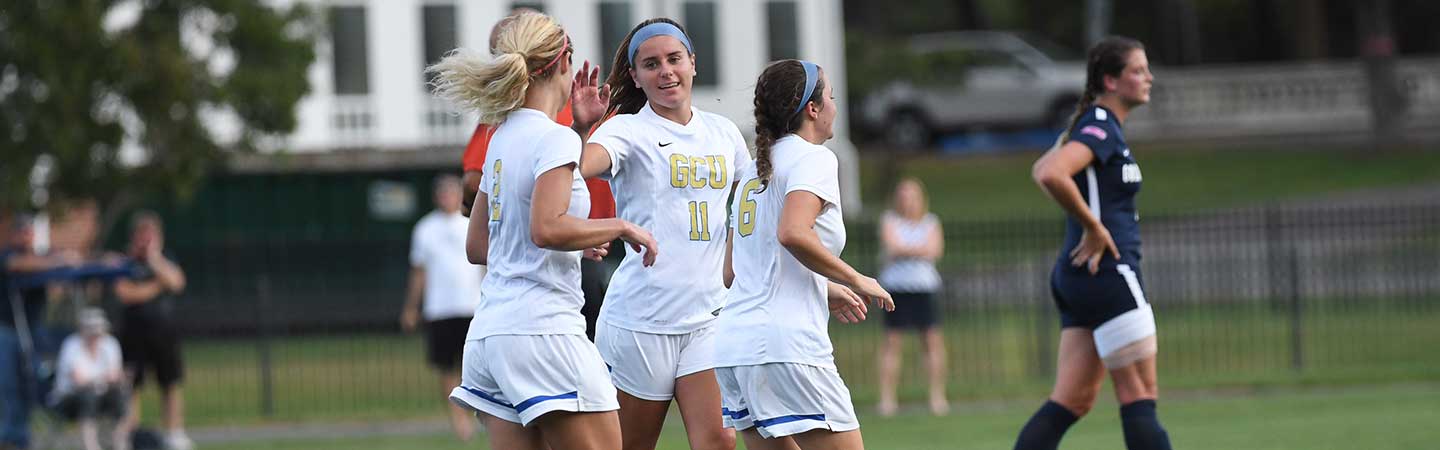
(1015, 33), (1081, 61)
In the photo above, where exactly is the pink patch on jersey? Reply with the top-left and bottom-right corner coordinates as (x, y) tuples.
(1079, 125), (1107, 141)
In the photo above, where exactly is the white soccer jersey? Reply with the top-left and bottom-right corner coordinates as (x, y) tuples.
(588, 103), (752, 334)
(716, 135), (846, 369)
(410, 210), (484, 321)
(467, 108), (592, 340)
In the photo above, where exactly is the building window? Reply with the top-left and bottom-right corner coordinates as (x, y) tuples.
(421, 4), (457, 91)
(766, 1), (799, 61)
(511, 1), (545, 13)
(329, 6), (369, 95)
(598, 2), (632, 75)
(682, 1), (718, 87)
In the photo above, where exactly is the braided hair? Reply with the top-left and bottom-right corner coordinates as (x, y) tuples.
(753, 60), (826, 189)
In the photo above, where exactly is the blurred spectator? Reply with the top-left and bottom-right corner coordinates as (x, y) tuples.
(51, 308), (127, 450)
(876, 178), (949, 416)
(400, 175), (481, 441)
(1, 214), (79, 450)
(113, 212), (190, 450)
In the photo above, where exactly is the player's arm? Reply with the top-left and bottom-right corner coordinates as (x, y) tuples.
(461, 170), (483, 217)
(114, 278), (163, 305)
(1031, 141), (1120, 274)
(400, 266), (424, 332)
(530, 164), (657, 266)
(466, 191), (491, 265)
(3, 251), (78, 273)
(578, 143), (613, 179)
(722, 178), (742, 288)
(777, 192), (893, 312)
(570, 61), (614, 179)
(723, 228), (735, 288)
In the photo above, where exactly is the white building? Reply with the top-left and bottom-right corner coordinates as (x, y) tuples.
(261, 0), (861, 211)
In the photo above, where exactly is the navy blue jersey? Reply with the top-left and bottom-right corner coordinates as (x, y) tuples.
(0, 249), (48, 327)
(1058, 105), (1142, 270)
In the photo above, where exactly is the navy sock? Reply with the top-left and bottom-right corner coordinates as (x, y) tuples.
(1014, 400), (1080, 450)
(1120, 399), (1173, 450)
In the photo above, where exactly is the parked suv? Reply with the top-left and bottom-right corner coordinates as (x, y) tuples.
(860, 31), (1086, 148)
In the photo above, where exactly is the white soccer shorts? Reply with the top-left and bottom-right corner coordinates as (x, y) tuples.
(595, 321), (718, 401)
(716, 363), (860, 438)
(449, 334), (618, 426)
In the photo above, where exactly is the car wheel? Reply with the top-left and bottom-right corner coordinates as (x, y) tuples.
(887, 111), (932, 150)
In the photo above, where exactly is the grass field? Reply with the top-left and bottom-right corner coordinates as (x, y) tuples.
(197, 382), (1440, 450)
(857, 145), (1440, 219)
(135, 298), (1440, 427)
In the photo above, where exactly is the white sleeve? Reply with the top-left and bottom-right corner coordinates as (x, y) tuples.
(784, 150), (841, 206)
(586, 118), (633, 180)
(408, 220), (426, 268)
(532, 128), (584, 179)
(55, 338), (79, 380)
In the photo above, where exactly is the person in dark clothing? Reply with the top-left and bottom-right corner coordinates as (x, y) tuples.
(112, 212), (191, 450)
(1, 214), (79, 450)
(1014, 37), (1172, 450)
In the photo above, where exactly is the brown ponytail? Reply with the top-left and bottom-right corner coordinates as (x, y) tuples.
(1060, 36), (1143, 144)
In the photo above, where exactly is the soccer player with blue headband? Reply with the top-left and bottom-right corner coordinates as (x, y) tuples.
(568, 17), (750, 450)
(716, 59), (894, 450)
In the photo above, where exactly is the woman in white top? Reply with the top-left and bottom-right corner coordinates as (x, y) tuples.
(875, 178), (949, 417)
(716, 60), (893, 450)
(51, 309), (127, 450)
(428, 12), (656, 450)
(570, 18), (749, 450)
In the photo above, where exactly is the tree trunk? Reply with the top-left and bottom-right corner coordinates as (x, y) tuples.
(1295, 0), (1328, 60)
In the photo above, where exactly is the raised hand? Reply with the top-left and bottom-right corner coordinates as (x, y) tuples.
(570, 60), (611, 129)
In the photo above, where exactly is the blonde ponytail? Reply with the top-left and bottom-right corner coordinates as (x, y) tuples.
(427, 12), (569, 124)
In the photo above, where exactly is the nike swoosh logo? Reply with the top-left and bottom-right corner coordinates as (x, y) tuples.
(658, 142), (673, 147)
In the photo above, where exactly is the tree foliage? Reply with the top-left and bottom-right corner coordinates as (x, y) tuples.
(0, 0), (316, 216)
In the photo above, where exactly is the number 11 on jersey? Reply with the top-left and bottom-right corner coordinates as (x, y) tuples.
(688, 201), (711, 241)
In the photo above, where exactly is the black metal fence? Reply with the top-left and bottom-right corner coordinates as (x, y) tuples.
(67, 203), (1440, 423)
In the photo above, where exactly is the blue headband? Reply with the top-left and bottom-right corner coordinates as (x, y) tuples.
(793, 61), (820, 114)
(627, 23), (695, 65)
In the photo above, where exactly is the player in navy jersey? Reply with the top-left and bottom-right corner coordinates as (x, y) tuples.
(1013, 36), (1172, 450)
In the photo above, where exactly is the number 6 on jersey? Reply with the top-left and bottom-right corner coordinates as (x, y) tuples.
(737, 178), (761, 237)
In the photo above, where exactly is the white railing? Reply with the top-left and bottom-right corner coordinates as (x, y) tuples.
(1127, 57), (1440, 141)
(329, 94), (375, 149)
(422, 97), (476, 147)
